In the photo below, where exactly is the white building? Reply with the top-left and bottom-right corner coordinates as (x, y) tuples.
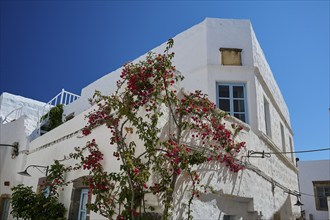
(0, 18), (300, 219)
(298, 160), (330, 220)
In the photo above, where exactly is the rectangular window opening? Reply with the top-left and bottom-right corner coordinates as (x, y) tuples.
(78, 189), (89, 220)
(289, 137), (294, 162)
(220, 48), (242, 66)
(264, 97), (271, 138)
(217, 83), (247, 123)
(280, 123), (285, 152)
(313, 181), (330, 211)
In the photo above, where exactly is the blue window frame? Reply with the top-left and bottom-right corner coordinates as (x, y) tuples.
(78, 189), (89, 220)
(216, 83), (248, 123)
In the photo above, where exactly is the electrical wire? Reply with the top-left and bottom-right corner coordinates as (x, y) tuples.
(246, 147), (330, 158)
(268, 147), (330, 155)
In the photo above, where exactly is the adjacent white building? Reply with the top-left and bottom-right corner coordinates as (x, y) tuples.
(298, 160), (330, 220)
(0, 18), (301, 219)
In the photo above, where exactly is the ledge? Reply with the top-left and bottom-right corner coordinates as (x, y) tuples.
(225, 115), (251, 132)
(219, 48), (242, 52)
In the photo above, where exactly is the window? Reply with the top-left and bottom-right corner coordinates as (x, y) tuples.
(264, 97), (271, 137)
(37, 177), (50, 197)
(280, 123), (285, 152)
(313, 181), (330, 211)
(0, 195), (10, 220)
(217, 83), (247, 123)
(220, 48), (242, 66)
(223, 215), (232, 220)
(68, 176), (91, 220)
(78, 189), (89, 220)
(289, 137), (294, 162)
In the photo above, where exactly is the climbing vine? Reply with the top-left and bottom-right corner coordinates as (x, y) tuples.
(41, 104), (64, 132)
(51, 39), (246, 220)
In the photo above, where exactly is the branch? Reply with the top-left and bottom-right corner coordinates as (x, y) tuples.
(163, 78), (179, 128)
(136, 148), (169, 160)
(115, 126), (135, 220)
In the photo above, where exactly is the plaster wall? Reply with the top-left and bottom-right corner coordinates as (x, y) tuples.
(172, 118), (300, 219)
(24, 106), (121, 220)
(298, 160), (330, 220)
(0, 92), (46, 136)
(255, 77), (295, 162)
(13, 103), (300, 220)
(0, 117), (29, 196)
(205, 18), (254, 66)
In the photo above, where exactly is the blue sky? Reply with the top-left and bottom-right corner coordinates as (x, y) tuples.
(0, 1), (329, 160)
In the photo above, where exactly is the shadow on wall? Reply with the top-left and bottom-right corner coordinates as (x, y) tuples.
(173, 162), (262, 220)
(273, 194), (295, 220)
(147, 94), (256, 219)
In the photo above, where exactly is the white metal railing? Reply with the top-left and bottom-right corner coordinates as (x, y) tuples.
(37, 89), (80, 135)
(3, 106), (23, 123)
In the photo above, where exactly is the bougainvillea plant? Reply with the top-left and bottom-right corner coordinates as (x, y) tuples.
(51, 39), (246, 220)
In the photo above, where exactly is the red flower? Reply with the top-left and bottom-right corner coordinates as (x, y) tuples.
(82, 128), (90, 136)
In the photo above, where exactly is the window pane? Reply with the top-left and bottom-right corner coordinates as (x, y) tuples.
(219, 85), (229, 98)
(234, 113), (246, 122)
(317, 187), (324, 196)
(319, 198), (328, 209)
(78, 189), (89, 220)
(223, 215), (231, 220)
(234, 100), (245, 112)
(81, 194), (88, 210)
(233, 86), (244, 98)
(219, 99), (230, 112)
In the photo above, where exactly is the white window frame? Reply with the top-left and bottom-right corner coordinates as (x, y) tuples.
(216, 82), (248, 123)
(78, 189), (89, 220)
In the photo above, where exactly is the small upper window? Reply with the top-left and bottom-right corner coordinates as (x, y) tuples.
(220, 48), (242, 66)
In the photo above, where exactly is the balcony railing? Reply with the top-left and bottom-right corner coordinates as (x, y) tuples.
(2, 106), (23, 123)
(37, 89), (80, 135)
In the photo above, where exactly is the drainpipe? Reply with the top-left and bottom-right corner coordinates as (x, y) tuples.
(327, 196), (330, 220)
(296, 158), (303, 219)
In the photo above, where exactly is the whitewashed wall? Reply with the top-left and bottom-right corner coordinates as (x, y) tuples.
(19, 101), (300, 219)
(0, 92), (46, 136)
(173, 126), (300, 219)
(0, 117), (29, 196)
(298, 160), (330, 220)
